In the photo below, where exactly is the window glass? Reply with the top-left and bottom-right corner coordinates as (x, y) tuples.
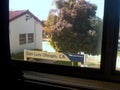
(28, 33), (34, 43)
(9, 0), (104, 68)
(19, 34), (26, 45)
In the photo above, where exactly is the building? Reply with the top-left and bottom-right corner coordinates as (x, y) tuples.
(9, 10), (42, 53)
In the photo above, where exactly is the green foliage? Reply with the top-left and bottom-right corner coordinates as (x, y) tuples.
(48, 0), (102, 55)
(11, 52), (24, 60)
(117, 51), (120, 56)
(43, 13), (57, 38)
(55, 0), (66, 9)
(54, 61), (72, 66)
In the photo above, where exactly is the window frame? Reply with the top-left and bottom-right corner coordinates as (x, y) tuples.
(28, 33), (34, 43)
(19, 34), (26, 45)
(1, 0), (120, 83)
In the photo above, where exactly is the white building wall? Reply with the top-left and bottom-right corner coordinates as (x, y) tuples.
(9, 13), (42, 53)
(35, 21), (42, 50)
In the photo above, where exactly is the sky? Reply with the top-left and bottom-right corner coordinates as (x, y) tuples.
(9, 0), (104, 20)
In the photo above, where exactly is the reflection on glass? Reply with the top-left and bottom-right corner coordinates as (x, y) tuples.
(9, 0), (104, 68)
(116, 20), (120, 70)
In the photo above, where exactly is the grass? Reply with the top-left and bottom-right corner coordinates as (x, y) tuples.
(85, 62), (100, 68)
(117, 51), (120, 56)
(54, 61), (72, 66)
(54, 61), (100, 68)
(11, 52), (24, 60)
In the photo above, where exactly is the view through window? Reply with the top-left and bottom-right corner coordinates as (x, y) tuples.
(9, 0), (104, 68)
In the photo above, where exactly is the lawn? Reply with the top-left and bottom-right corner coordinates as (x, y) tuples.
(117, 51), (120, 57)
(11, 52), (24, 60)
(54, 61), (73, 66)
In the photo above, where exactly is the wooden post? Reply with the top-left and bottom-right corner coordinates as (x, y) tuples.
(78, 62), (81, 67)
(71, 62), (74, 66)
(24, 49), (27, 61)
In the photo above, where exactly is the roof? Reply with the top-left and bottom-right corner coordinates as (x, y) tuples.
(9, 10), (41, 23)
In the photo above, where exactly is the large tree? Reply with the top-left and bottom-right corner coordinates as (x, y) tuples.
(43, 13), (57, 38)
(49, 0), (102, 55)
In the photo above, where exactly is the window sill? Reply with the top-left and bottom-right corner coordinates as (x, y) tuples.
(23, 70), (120, 90)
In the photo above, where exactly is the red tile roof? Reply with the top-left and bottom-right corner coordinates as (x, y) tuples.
(9, 10), (41, 23)
(9, 10), (27, 21)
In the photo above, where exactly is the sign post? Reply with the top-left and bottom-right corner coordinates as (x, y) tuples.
(24, 49), (27, 61)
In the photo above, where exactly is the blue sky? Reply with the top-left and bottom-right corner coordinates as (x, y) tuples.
(9, 0), (104, 20)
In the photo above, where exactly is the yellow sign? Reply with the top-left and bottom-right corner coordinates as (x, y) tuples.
(24, 49), (70, 61)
